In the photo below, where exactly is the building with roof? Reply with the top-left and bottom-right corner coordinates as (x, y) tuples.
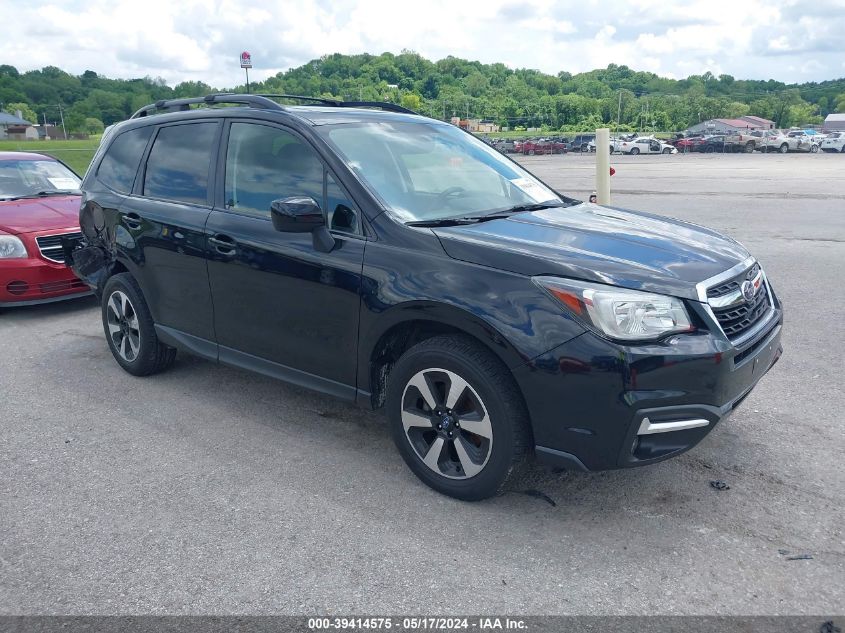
(823, 113), (845, 131)
(0, 110), (33, 140)
(685, 117), (773, 136)
(739, 115), (775, 130)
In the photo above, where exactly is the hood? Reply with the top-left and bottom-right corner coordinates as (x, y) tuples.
(433, 203), (750, 301)
(0, 195), (81, 234)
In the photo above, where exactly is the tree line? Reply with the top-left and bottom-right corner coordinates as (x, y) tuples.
(1, 52), (844, 135)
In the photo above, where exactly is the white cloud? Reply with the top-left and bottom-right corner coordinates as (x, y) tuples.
(0, 0), (842, 86)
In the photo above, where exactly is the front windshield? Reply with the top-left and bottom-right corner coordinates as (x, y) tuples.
(317, 120), (561, 222)
(0, 158), (81, 200)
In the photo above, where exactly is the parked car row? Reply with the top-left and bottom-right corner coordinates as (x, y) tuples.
(671, 129), (843, 154)
(487, 134), (598, 154)
(486, 128), (845, 158)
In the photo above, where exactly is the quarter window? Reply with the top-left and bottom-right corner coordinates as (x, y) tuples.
(97, 126), (153, 193)
(143, 123), (217, 205)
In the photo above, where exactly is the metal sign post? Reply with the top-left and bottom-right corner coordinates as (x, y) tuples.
(240, 51), (252, 93)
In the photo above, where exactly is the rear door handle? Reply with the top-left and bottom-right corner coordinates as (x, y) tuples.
(123, 212), (142, 229)
(209, 234), (237, 256)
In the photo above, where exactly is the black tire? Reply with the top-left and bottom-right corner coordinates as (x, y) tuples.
(101, 273), (176, 376)
(629, 147), (640, 155)
(810, 144), (819, 153)
(386, 335), (531, 501)
(779, 143), (788, 154)
(662, 147), (672, 154)
(745, 141), (755, 153)
(705, 145), (715, 153)
(841, 145), (845, 154)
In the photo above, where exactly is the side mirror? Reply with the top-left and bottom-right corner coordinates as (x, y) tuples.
(270, 197), (325, 233)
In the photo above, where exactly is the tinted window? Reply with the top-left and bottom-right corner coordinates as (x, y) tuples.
(97, 126), (153, 193)
(225, 122), (323, 218)
(143, 123), (216, 205)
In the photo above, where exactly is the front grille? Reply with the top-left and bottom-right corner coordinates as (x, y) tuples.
(708, 263), (771, 341)
(35, 231), (82, 264)
(707, 263), (760, 299)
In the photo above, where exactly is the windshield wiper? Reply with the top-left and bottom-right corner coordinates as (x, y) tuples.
(405, 216), (509, 228)
(8, 190), (76, 201)
(483, 201), (568, 216)
(405, 202), (570, 228)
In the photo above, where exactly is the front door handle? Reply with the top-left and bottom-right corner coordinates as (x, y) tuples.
(209, 234), (237, 256)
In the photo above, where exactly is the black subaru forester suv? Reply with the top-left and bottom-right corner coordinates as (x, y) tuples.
(68, 94), (783, 500)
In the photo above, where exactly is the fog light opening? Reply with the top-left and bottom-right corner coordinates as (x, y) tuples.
(7, 281), (29, 296)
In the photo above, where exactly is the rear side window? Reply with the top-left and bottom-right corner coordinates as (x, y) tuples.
(143, 123), (217, 205)
(97, 127), (154, 193)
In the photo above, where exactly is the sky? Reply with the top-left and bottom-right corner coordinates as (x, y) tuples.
(1, 0), (844, 87)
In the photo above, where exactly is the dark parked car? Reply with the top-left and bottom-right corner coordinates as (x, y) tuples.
(699, 135), (744, 153)
(68, 94), (783, 501)
(566, 134), (596, 152)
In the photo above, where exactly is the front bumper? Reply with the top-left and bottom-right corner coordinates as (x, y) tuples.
(514, 299), (783, 472)
(0, 231), (89, 306)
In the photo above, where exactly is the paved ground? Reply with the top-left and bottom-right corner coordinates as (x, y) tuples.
(1, 153), (843, 615)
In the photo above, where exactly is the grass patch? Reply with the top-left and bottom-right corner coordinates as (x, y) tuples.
(0, 138), (101, 176)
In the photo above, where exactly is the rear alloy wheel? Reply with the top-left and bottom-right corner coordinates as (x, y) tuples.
(387, 335), (530, 501)
(106, 290), (141, 363)
(745, 141), (755, 153)
(629, 147), (640, 155)
(810, 144), (819, 153)
(779, 143), (789, 154)
(101, 273), (176, 376)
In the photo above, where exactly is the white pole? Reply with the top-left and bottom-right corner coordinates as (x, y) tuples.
(596, 128), (610, 205)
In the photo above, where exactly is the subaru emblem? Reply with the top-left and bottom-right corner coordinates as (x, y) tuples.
(741, 280), (755, 302)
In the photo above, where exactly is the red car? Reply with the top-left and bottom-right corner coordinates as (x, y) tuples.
(0, 151), (88, 307)
(673, 136), (706, 151)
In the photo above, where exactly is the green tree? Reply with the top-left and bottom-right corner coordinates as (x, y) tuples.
(84, 117), (104, 135)
(5, 102), (37, 123)
(400, 93), (422, 111)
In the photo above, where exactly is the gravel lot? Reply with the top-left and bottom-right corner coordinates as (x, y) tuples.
(1, 152), (843, 615)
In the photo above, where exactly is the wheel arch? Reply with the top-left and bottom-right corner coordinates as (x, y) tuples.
(360, 303), (529, 410)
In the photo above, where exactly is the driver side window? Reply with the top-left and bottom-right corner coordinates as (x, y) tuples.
(224, 122), (360, 234)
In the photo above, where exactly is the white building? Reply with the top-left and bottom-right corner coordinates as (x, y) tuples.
(823, 113), (845, 131)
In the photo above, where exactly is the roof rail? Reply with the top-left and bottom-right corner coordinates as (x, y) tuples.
(130, 93), (285, 119)
(258, 94), (417, 115)
(129, 92), (419, 120)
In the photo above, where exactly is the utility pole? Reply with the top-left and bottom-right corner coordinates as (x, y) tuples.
(616, 91), (622, 133)
(56, 104), (67, 140)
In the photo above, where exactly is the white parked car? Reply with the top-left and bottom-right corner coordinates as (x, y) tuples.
(615, 136), (677, 155)
(820, 132), (845, 153)
(757, 130), (819, 153)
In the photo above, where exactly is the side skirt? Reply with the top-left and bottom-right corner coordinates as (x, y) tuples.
(154, 324), (357, 403)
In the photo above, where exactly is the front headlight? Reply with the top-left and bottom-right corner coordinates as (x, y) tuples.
(534, 276), (693, 341)
(0, 235), (27, 259)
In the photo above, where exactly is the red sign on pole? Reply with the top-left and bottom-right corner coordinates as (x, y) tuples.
(240, 51), (252, 69)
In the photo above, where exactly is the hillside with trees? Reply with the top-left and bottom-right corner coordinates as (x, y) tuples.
(1, 52), (844, 134)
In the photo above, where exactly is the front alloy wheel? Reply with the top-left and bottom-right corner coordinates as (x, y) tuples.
(386, 334), (530, 500)
(106, 290), (141, 362)
(401, 368), (493, 479)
